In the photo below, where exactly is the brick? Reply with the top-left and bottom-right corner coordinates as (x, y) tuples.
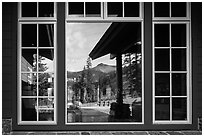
(57, 132), (80, 135)
(182, 131), (202, 135)
(81, 132), (91, 135)
(166, 131), (184, 135)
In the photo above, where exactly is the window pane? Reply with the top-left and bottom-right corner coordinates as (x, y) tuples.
(85, 2), (101, 17)
(172, 49), (186, 71)
(22, 24), (37, 47)
(171, 2), (187, 17)
(154, 2), (170, 17)
(38, 73), (54, 96)
(21, 49), (37, 72)
(155, 49), (170, 71)
(124, 2), (139, 17)
(22, 73), (37, 96)
(22, 2), (37, 17)
(172, 98), (187, 120)
(38, 49), (54, 72)
(38, 98), (54, 108)
(155, 98), (170, 120)
(172, 73), (186, 96)
(39, 110), (54, 121)
(39, 24), (54, 47)
(155, 73), (170, 96)
(39, 2), (54, 17)
(38, 98), (54, 121)
(155, 24), (170, 47)
(171, 24), (186, 47)
(22, 98), (37, 121)
(107, 2), (123, 17)
(68, 2), (84, 17)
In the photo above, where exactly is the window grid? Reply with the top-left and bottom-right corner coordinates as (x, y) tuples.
(153, 21), (190, 124)
(18, 2), (57, 124)
(19, 2), (57, 21)
(153, 2), (190, 21)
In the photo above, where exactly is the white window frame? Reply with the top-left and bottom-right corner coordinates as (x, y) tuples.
(65, 3), (144, 124)
(18, 3), (57, 125)
(152, 21), (192, 124)
(104, 2), (143, 21)
(152, 2), (191, 21)
(66, 2), (104, 21)
(18, 2), (57, 21)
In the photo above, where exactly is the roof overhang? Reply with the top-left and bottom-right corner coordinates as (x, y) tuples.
(89, 22), (141, 60)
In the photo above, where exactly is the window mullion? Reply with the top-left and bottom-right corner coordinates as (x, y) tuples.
(169, 23), (172, 122)
(36, 23), (39, 121)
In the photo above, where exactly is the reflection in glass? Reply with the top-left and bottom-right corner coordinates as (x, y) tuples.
(172, 49), (186, 71)
(39, 110), (54, 121)
(155, 24), (170, 47)
(172, 98), (187, 120)
(171, 24), (186, 47)
(21, 49), (37, 72)
(22, 73), (37, 96)
(85, 2), (101, 17)
(66, 22), (142, 123)
(38, 98), (54, 108)
(68, 2), (84, 17)
(155, 73), (170, 96)
(172, 73), (186, 96)
(39, 2), (54, 17)
(38, 49), (54, 72)
(155, 98), (170, 120)
(155, 49), (170, 71)
(154, 2), (170, 17)
(22, 24), (37, 47)
(107, 2), (123, 17)
(22, 2), (37, 17)
(122, 46), (142, 122)
(39, 24), (54, 47)
(22, 98), (37, 121)
(171, 2), (187, 17)
(124, 2), (139, 17)
(38, 73), (54, 96)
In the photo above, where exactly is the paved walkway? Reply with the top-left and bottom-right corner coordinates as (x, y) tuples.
(7, 130), (202, 135)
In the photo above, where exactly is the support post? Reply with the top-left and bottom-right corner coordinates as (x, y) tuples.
(116, 54), (123, 105)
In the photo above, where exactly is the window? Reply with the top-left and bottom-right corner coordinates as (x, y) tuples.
(153, 22), (190, 123)
(20, 2), (56, 18)
(153, 2), (190, 19)
(19, 23), (56, 124)
(67, 2), (102, 18)
(106, 2), (141, 19)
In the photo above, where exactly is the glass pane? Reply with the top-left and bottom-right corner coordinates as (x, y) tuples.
(155, 73), (170, 96)
(154, 2), (170, 17)
(68, 2), (84, 17)
(21, 73), (37, 96)
(155, 24), (170, 47)
(155, 98), (170, 120)
(85, 2), (101, 17)
(172, 49), (186, 71)
(107, 2), (123, 17)
(66, 22), (142, 123)
(171, 24), (186, 47)
(155, 49), (170, 71)
(122, 39), (142, 122)
(21, 49), (37, 72)
(172, 98), (187, 120)
(38, 49), (54, 72)
(172, 73), (186, 96)
(38, 73), (54, 96)
(39, 2), (54, 17)
(21, 2), (37, 17)
(38, 98), (54, 108)
(171, 2), (187, 17)
(39, 24), (54, 47)
(22, 24), (37, 47)
(124, 2), (139, 17)
(39, 110), (54, 121)
(22, 98), (37, 121)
